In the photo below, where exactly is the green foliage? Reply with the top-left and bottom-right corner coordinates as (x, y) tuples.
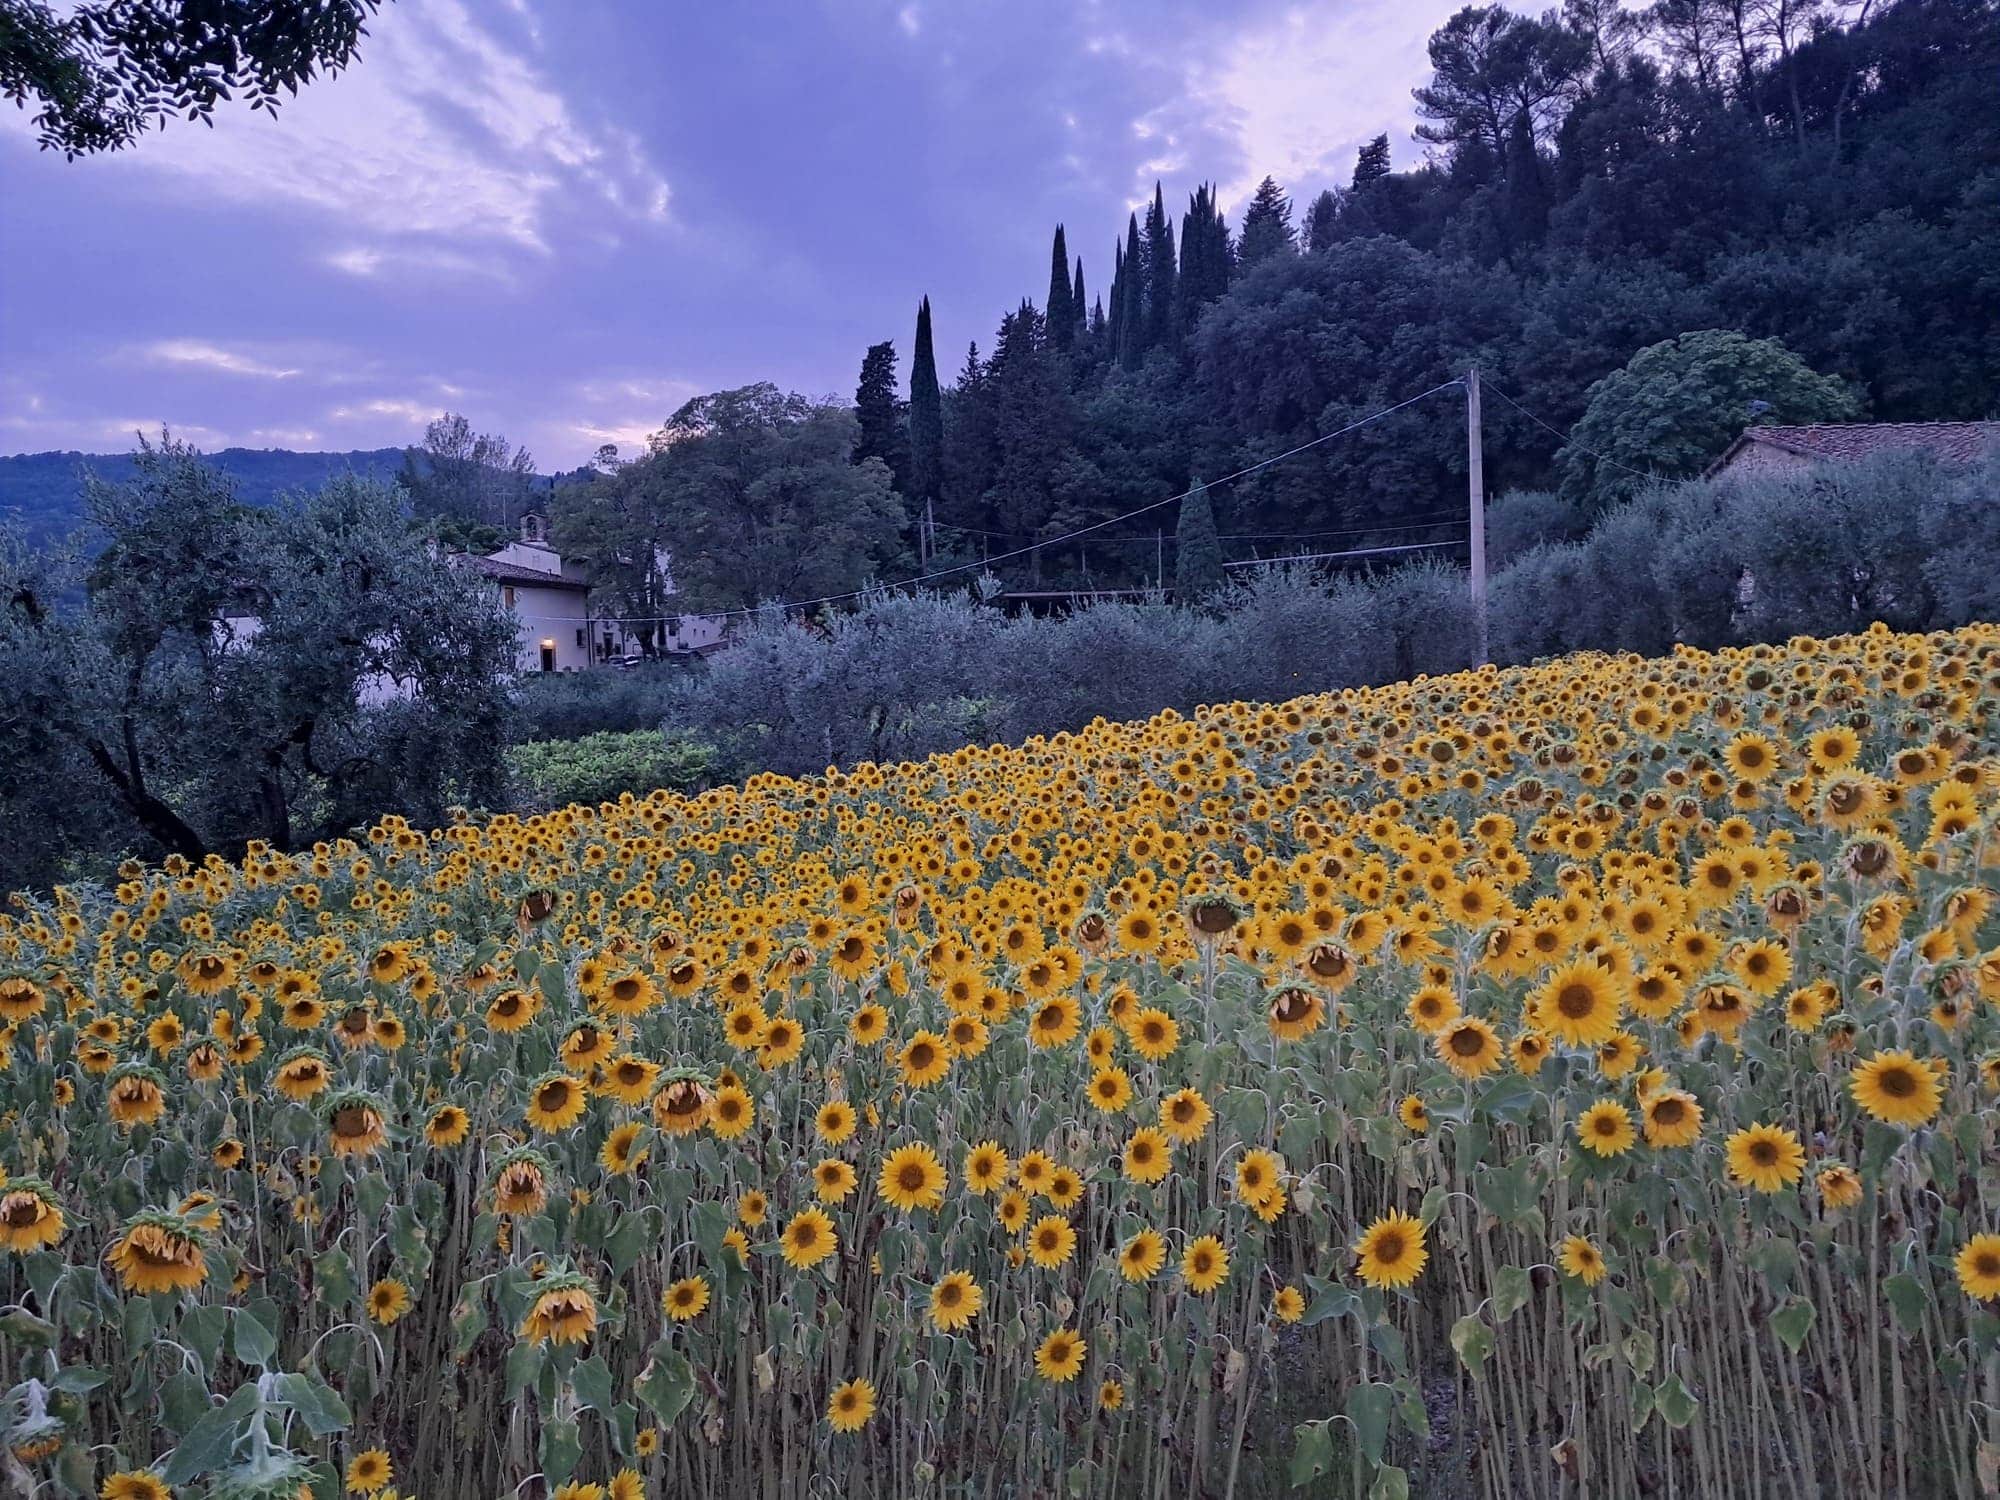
(1173, 477), (1224, 600)
(1557, 330), (1861, 513)
(505, 664), (696, 743)
(504, 730), (713, 812)
(908, 297), (945, 505)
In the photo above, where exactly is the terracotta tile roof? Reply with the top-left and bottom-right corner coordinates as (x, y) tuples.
(1706, 421), (2000, 477)
(466, 554), (590, 591)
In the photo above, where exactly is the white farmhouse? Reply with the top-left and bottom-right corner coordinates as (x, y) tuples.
(468, 514), (596, 673)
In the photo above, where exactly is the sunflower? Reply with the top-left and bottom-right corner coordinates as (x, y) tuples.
(600, 1121), (649, 1175)
(107, 1210), (207, 1295)
(878, 1142), (947, 1214)
(1027, 1215), (1077, 1269)
(1534, 962), (1624, 1048)
(1034, 1327), (1086, 1383)
(1129, 1007), (1180, 1060)
(813, 1158), (858, 1203)
(100, 1474), (173, 1500)
(1641, 1089), (1702, 1149)
(1576, 1100), (1636, 1157)
(815, 1098), (857, 1144)
(828, 1377), (877, 1432)
(1956, 1235), (2000, 1300)
(781, 1207), (838, 1270)
(425, 1105), (470, 1148)
(928, 1271), (984, 1332)
(345, 1451), (393, 1495)
(107, 1065), (167, 1128)
(0, 1179), (64, 1252)
(996, 1189), (1029, 1234)
(1434, 1016), (1502, 1079)
(1724, 732), (1780, 783)
(1116, 907), (1165, 955)
(663, 1275), (710, 1322)
(1818, 1163), (1863, 1210)
(897, 1031), (951, 1088)
(600, 1055), (660, 1106)
(737, 1189), (768, 1227)
(651, 1075), (713, 1136)
(519, 1272), (599, 1345)
(1268, 987), (1327, 1041)
(1086, 1066), (1133, 1113)
(599, 970), (660, 1017)
(1098, 1379), (1126, 1411)
(367, 1277), (412, 1325)
(963, 1140), (1009, 1194)
(325, 1090), (390, 1159)
(560, 1021), (616, 1070)
(273, 1049), (332, 1103)
(492, 1148), (552, 1216)
(1027, 994), (1082, 1050)
(1399, 1094), (1429, 1132)
(1122, 1126), (1171, 1185)
(1180, 1234), (1229, 1294)
(1272, 1285), (1306, 1324)
(850, 1003), (889, 1046)
(759, 1016), (805, 1068)
(1406, 984), (1459, 1034)
(487, 988), (539, 1032)
(1850, 1050), (1942, 1128)
(708, 1083), (754, 1140)
(1725, 1123), (1805, 1193)
(1558, 1235), (1608, 1287)
(1352, 1210), (1427, 1291)
(608, 1470), (642, 1500)
(1234, 1148), (1283, 1208)
(1118, 1228), (1167, 1283)
(1159, 1087), (1213, 1143)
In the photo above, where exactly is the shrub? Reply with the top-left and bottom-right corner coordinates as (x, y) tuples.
(504, 729), (713, 811)
(507, 663), (698, 743)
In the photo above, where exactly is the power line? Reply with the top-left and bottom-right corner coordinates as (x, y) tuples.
(932, 511), (1467, 546)
(1482, 380), (1657, 482)
(521, 378), (1465, 625)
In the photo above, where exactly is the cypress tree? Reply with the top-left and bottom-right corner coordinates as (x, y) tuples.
(908, 297), (944, 507)
(1046, 225), (1073, 350)
(1144, 182), (1178, 351)
(1179, 183), (1232, 333)
(1173, 477), (1225, 600)
(1107, 240), (1126, 362)
(1071, 259), (1086, 341)
(1119, 212), (1146, 370)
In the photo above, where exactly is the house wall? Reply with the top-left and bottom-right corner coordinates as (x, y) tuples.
(499, 582), (593, 673)
(1715, 444), (1817, 481)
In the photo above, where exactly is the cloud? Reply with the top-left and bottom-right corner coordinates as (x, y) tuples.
(322, 244), (518, 285)
(7, 0), (673, 261)
(898, 6), (922, 37)
(328, 398), (444, 427)
(139, 341), (303, 380)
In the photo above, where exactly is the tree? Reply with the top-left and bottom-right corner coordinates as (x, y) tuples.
(1, 0), (382, 155)
(1556, 329), (1860, 511)
(1413, 5), (1592, 157)
(1179, 183), (1232, 320)
(984, 304), (1074, 582)
(1144, 183), (1179, 352)
(609, 385), (907, 611)
(1173, 477), (1225, 599)
(1117, 213), (1147, 369)
(854, 340), (910, 492)
(909, 297), (945, 509)
(1305, 189), (1342, 252)
(400, 414), (536, 545)
(1237, 176), (1296, 264)
(1354, 134), (1393, 187)
(1047, 226), (1074, 350)
(0, 438), (515, 870)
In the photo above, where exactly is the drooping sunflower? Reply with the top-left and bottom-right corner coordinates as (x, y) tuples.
(107, 1209), (208, 1295)
(927, 1270), (984, 1332)
(1818, 1163), (1863, 1211)
(878, 1142), (947, 1214)
(100, 1473), (173, 1500)
(107, 1064), (167, 1128)
(325, 1089), (390, 1159)
(0, 1178), (64, 1252)
(1850, 1049), (1942, 1129)
(651, 1073), (713, 1136)
(781, 1207), (838, 1270)
(1725, 1123), (1805, 1193)
(828, 1377), (877, 1432)
(1033, 1327), (1086, 1383)
(519, 1270), (600, 1345)
(1180, 1234), (1229, 1295)
(1352, 1210), (1427, 1291)
(663, 1275), (710, 1322)
(491, 1148), (552, 1217)
(273, 1048), (333, 1103)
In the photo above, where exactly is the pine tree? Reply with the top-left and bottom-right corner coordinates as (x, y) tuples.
(1305, 188), (1341, 252)
(853, 341), (909, 490)
(1173, 477), (1225, 600)
(1046, 225), (1074, 350)
(1144, 182), (1178, 352)
(1502, 110), (1550, 250)
(1352, 134), (1392, 188)
(1238, 176), (1296, 264)
(908, 297), (944, 508)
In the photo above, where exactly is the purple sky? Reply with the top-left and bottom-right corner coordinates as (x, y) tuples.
(0, 0), (1494, 469)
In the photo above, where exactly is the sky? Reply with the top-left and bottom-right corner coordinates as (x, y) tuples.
(0, 0), (1494, 470)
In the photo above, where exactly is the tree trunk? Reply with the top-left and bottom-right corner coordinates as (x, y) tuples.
(80, 733), (208, 861)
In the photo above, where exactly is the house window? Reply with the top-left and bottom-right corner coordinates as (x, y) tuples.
(503, 585), (516, 609)
(576, 629), (586, 648)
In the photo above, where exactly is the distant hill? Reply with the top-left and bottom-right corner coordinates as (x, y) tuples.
(0, 446), (409, 545)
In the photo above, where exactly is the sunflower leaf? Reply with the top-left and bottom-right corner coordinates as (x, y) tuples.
(1346, 1380), (1395, 1466)
(1770, 1297), (1815, 1353)
(1288, 1419), (1336, 1488)
(1450, 1314), (1494, 1374)
(635, 1339), (695, 1427)
(1491, 1266), (1532, 1324)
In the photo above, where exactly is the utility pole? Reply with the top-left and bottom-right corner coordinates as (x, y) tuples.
(1466, 365), (1489, 665)
(921, 497), (936, 568)
(1155, 530), (1163, 591)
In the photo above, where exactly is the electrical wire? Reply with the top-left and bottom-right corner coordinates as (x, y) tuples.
(1482, 380), (1658, 481)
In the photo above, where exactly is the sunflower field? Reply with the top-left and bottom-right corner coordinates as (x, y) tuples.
(5, 622), (2000, 1499)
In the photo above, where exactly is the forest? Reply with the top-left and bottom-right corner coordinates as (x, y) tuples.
(555, 0), (2000, 614)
